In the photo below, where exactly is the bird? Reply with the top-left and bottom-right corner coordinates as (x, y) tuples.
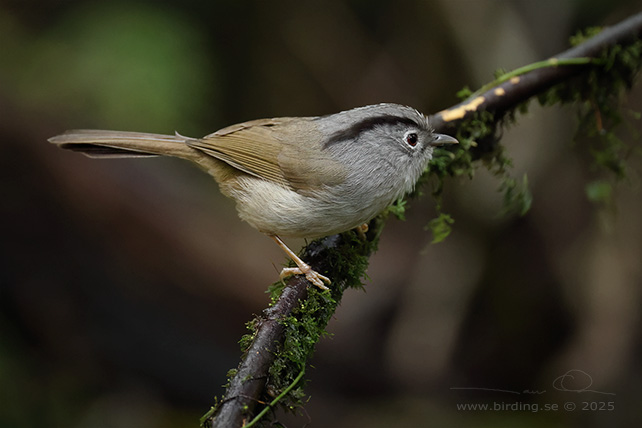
(49, 103), (457, 289)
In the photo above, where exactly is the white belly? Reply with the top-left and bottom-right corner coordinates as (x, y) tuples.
(227, 177), (385, 238)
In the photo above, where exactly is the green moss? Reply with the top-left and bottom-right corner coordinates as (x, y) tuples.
(423, 107), (520, 242)
(424, 26), (641, 242)
(540, 29), (642, 207)
(586, 179), (614, 204)
(228, 227), (378, 425)
(238, 319), (259, 353)
(499, 174), (532, 217)
(200, 401), (218, 427)
(386, 198), (408, 221)
(569, 26), (605, 47)
(265, 287), (335, 411)
(208, 25), (642, 427)
(426, 213), (455, 244)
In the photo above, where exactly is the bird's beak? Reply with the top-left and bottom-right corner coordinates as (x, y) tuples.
(430, 133), (458, 146)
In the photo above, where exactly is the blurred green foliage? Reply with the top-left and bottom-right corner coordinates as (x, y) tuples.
(2, 1), (641, 427)
(1, 2), (217, 132)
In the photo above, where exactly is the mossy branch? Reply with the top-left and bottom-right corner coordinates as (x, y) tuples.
(204, 12), (642, 427)
(424, 13), (642, 241)
(431, 12), (642, 132)
(204, 223), (382, 428)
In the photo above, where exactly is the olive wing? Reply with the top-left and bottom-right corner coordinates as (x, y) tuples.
(188, 118), (347, 192)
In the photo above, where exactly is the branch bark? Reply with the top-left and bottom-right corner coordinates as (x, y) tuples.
(205, 11), (642, 427)
(432, 12), (642, 133)
(207, 276), (309, 428)
(206, 231), (378, 427)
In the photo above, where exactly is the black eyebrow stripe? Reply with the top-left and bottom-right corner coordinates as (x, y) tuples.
(324, 115), (420, 147)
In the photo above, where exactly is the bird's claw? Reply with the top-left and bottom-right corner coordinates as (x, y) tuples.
(280, 266), (331, 290)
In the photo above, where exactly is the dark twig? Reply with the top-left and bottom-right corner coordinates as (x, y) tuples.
(207, 231), (377, 427)
(207, 276), (309, 428)
(206, 11), (642, 427)
(431, 11), (642, 133)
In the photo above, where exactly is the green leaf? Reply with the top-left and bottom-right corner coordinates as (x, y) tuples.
(386, 198), (407, 221)
(585, 180), (613, 204)
(500, 174), (533, 217)
(427, 213), (455, 244)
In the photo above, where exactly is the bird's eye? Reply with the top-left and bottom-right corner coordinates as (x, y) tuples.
(404, 131), (418, 147)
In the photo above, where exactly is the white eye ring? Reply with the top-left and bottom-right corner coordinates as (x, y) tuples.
(404, 130), (418, 147)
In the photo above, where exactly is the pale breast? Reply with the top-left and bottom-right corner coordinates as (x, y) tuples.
(226, 176), (384, 238)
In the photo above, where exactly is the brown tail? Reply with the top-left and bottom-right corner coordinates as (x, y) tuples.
(48, 129), (198, 161)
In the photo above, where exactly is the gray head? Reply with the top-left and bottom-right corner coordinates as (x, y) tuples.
(316, 103), (457, 201)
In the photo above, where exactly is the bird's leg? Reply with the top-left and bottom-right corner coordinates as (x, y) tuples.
(355, 223), (369, 241)
(270, 235), (331, 290)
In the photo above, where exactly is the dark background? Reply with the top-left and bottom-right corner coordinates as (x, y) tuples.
(1, 1), (641, 427)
